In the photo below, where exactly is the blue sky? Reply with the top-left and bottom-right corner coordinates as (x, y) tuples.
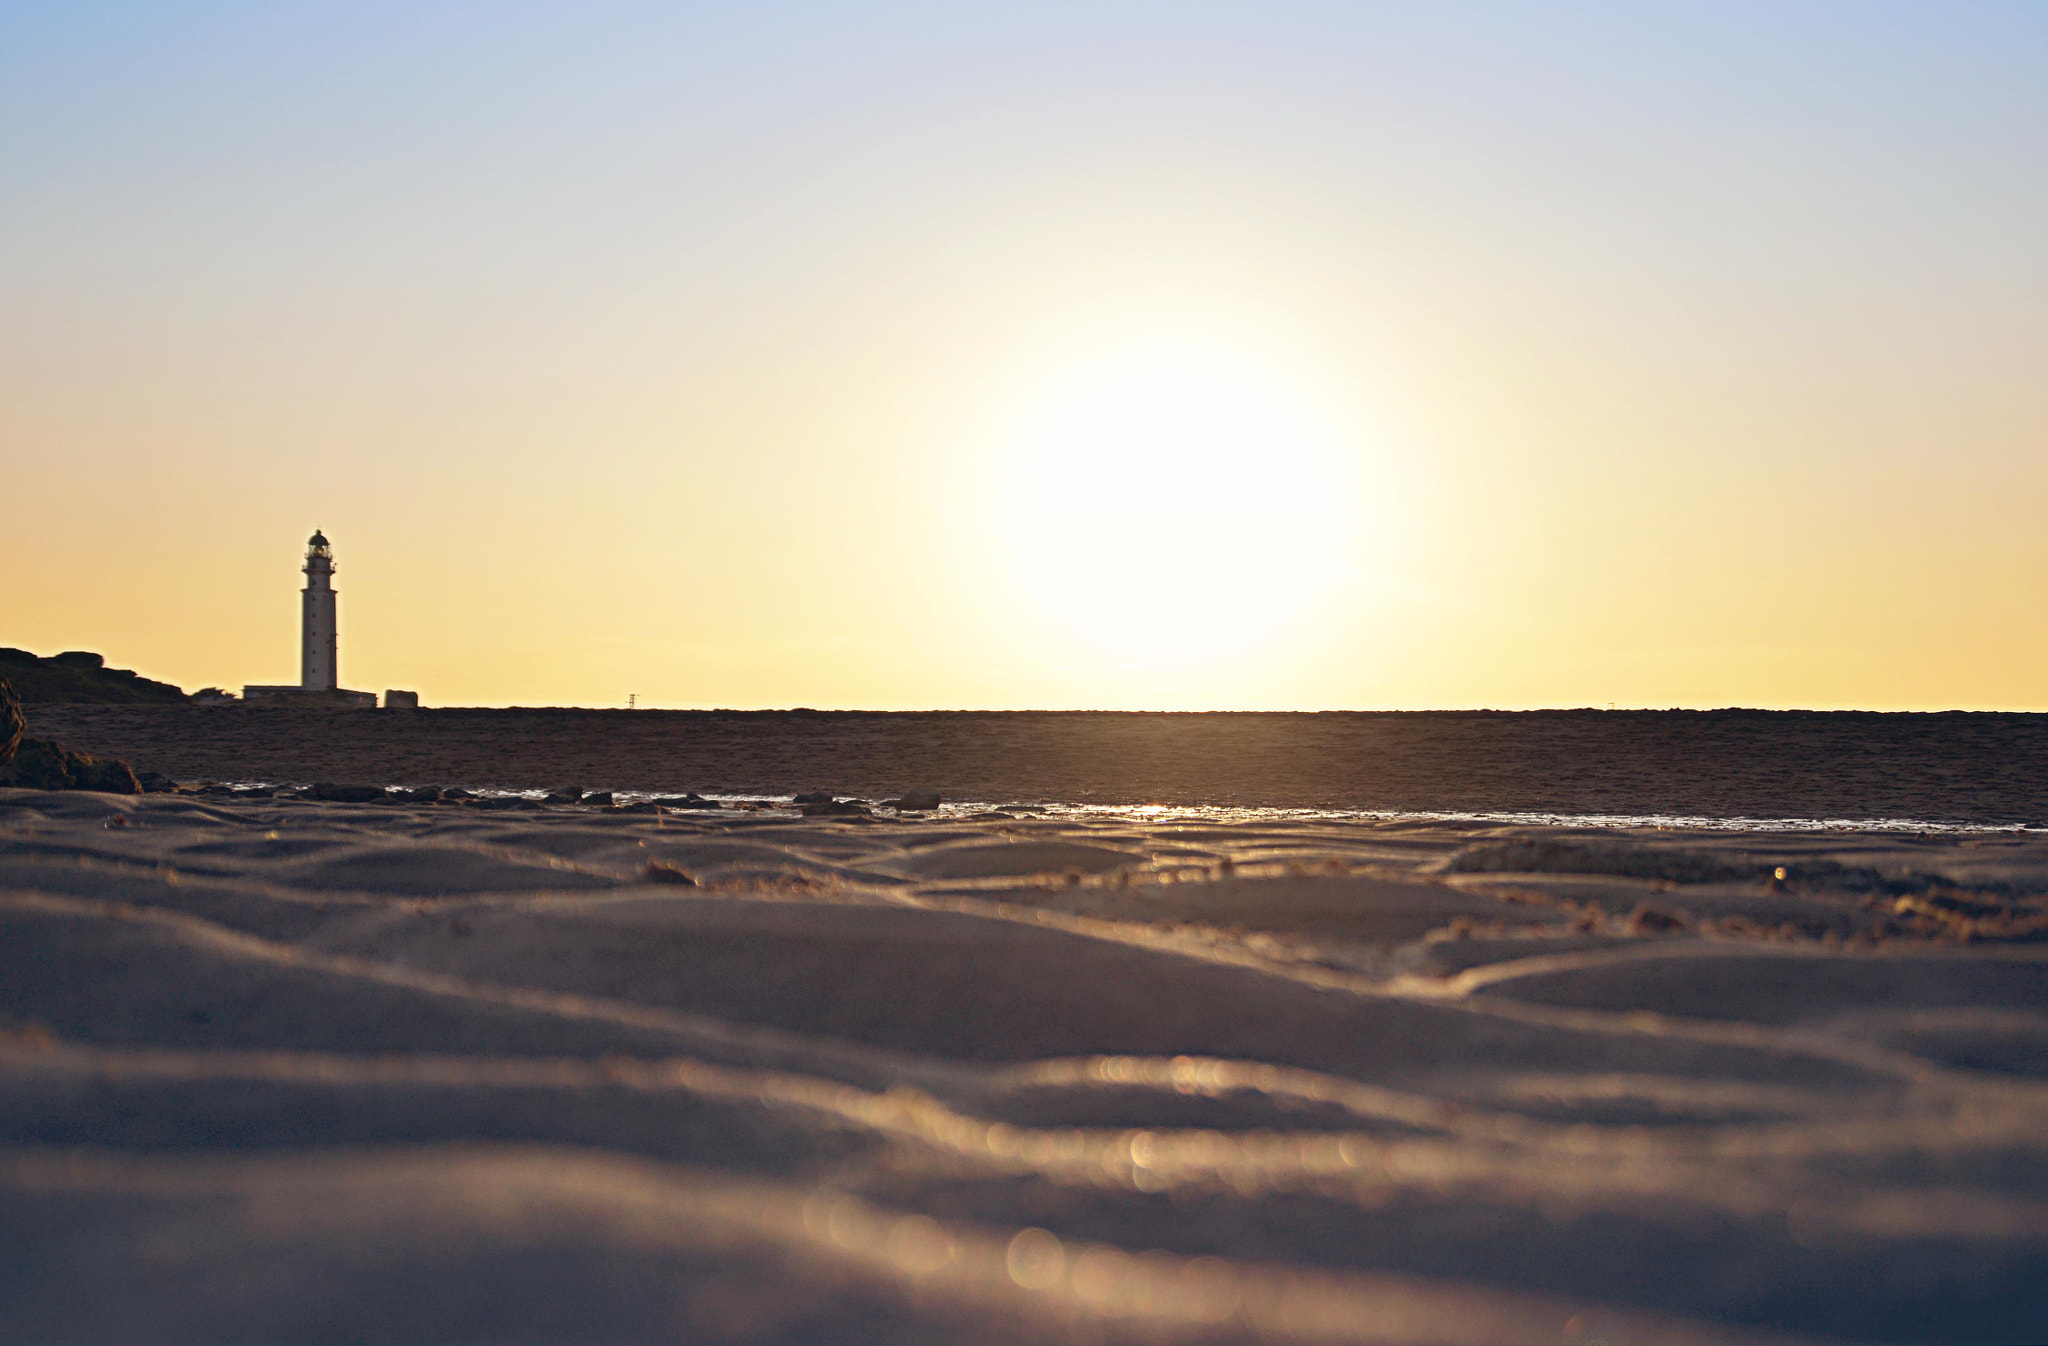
(4, 3), (2045, 707)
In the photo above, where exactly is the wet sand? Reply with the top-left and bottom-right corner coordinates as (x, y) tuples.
(3, 786), (2045, 1343)
(31, 705), (2048, 823)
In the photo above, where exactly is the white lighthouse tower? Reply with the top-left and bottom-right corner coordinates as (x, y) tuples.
(300, 529), (338, 690)
(242, 530), (377, 707)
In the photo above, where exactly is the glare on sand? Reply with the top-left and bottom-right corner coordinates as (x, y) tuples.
(993, 345), (1361, 660)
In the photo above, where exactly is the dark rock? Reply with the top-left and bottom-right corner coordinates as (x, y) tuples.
(668, 793), (722, 810)
(581, 791), (614, 806)
(305, 782), (389, 804)
(543, 788), (585, 806)
(792, 790), (836, 805)
(615, 801), (659, 814)
(73, 755), (141, 794)
(895, 787), (941, 811)
(0, 678), (20, 766)
(0, 737), (139, 794)
(475, 796), (539, 811)
(441, 788), (476, 800)
(398, 786), (443, 803)
(136, 771), (176, 793)
(1, 739), (75, 789)
(51, 651), (105, 670)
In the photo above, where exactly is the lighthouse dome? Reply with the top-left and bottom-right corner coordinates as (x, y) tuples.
(308, 529), (329, 548)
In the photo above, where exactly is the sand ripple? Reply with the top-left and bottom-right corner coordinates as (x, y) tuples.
(2, 788), (2046, 1342)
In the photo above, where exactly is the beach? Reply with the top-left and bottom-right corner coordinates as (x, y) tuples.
(14, 0), (2047, 1339)
(3, 777), (2045, 1343)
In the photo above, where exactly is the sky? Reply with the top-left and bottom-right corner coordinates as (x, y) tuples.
(3, 2), (2045, 710)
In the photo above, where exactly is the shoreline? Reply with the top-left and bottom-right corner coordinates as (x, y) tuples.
(27, 704), (2048, 826)
(135, 782), (2048, 837)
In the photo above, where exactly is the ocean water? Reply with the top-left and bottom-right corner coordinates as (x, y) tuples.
(33, 705), (2048, 827)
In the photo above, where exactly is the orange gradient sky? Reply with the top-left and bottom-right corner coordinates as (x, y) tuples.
(4, 4), (2045, 709)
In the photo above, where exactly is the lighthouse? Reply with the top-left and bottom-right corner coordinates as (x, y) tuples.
(300, 529), (338, 690)
(241, 530), (380, 708)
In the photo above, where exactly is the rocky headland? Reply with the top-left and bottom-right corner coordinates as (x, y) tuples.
(0, 647), (187, 704)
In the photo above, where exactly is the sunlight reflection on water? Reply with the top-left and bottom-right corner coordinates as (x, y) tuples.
(212, 779), (2044, 834)
(675, 795), (2046, 836)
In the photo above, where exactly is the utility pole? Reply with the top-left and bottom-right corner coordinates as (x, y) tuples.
(628, 693), (637, 710)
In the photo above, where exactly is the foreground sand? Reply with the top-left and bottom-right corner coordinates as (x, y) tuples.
(3, 789), (2045, 1343)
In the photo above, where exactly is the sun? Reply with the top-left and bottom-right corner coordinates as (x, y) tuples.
(990, 341), (1361, 664)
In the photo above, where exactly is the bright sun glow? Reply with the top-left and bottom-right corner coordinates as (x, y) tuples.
(993, 343), (1361, 664)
